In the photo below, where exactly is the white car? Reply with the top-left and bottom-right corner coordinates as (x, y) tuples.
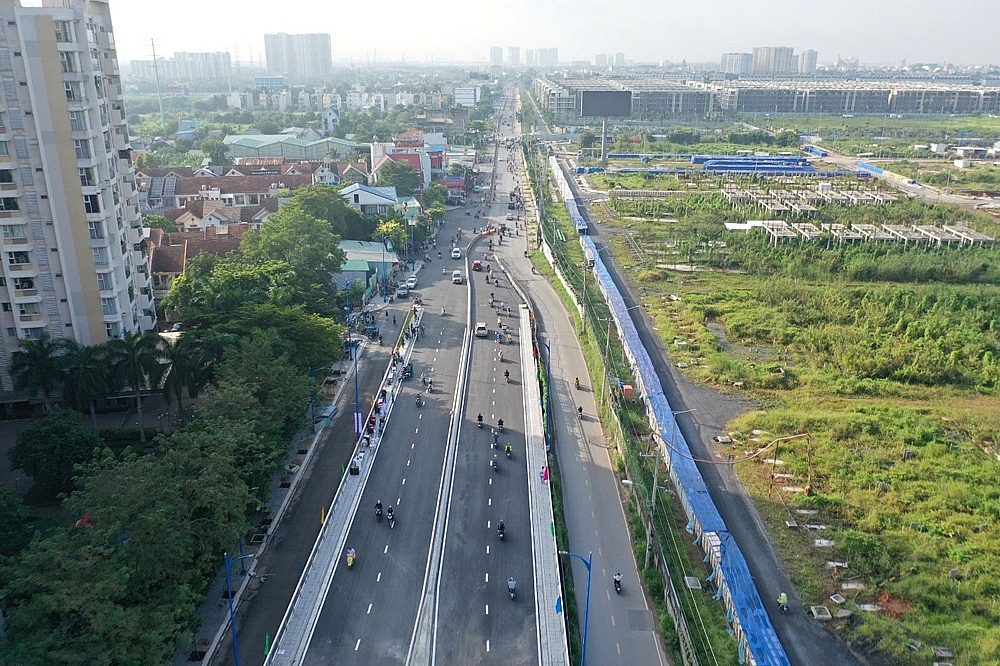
(406, 276), (418, 289)
(395, 285), (409, 297)
(451, 247), (462, 259)
(451, 270), (463, 284)
(474, 322), (489, 338)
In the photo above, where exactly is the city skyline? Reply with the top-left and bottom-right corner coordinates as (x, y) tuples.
(108, 0), (999, 67)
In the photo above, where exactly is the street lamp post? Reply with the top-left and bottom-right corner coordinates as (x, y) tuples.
(223, 551), (256, 666)
(559, 550), (593, 666)
(345, 304), (362, 441)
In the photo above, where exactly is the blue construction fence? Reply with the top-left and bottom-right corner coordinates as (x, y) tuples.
(549, 157), (790, 666)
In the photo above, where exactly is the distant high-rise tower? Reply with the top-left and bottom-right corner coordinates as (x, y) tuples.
(751, 46), (796, 75)
(799, 49), (818, 75)
(614, 52), (625, 66)
(595, 53), (607, 67)
(536, 47), (558, 67)
(264, 33), (332, 79)
(0, 0), (156, 393)
(507, 46), (520, 66)
(489, 46), (503, 66)
(720, 53), (753, 75)
(524, 49), (535, 67)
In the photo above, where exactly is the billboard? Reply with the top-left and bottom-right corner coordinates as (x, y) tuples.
(580, 90), (632, 118)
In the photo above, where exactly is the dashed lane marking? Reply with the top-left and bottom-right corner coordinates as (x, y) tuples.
(367, 603), (373, 615)
(377, 572), (381, 582)
(485, 604), (489, 615)
(355, 639), (361, 651)
(384, 545), (389, 554)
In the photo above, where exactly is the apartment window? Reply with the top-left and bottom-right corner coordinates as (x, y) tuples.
(103, 131), (111, 151)
(0, 197), (18, 211)
(1, 303), (9, 311)
(58, 51), (77, 73)
(93, 76), (104, 99)
(7, 251), (28, 265)
(13, 277), (32, 290)
(69, 110), (87, 131)
(74, 139), (90, 159)
(64, 82), (80, 102)
(105, 322), (120, 338)
(96, 272), (112, 291)
(83, 194), (100, 214)
(100, 297), (116, 315)
(87, 220), (104, 239)
(99, 104), (109, 126)
(0, 142), (8, 156)
(0, 170), (12, 184)
(18, 302), (40, 316)
(5, 328), (13, 337)
(54, 21), (74, 43)
(1, 224), (25, 239)
(23, 327), (44, 340)
(78, 167), (95, 187)
(91, 246), (108, 266)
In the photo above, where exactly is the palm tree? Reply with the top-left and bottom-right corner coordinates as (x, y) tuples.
(107, 332), (163, 443)
(61, 341), (112, 429)
(9, 331), (64, 409)
(158, 335), (200, 425)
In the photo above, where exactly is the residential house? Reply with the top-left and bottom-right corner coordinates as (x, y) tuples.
(162, 199), (278, 232)
(340, 183), (398, 216)
(371, 153), (428, 192)
(336, 240), (401, 298)
(147, 226), (252, 298)
(223, 134), (358, 160)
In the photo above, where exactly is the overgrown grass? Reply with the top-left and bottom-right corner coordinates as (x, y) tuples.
(608, 212), (1000, 665)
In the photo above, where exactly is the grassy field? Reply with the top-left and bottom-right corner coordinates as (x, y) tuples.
(601, 204), (1000, 665)
(886, 160), (1000, 193)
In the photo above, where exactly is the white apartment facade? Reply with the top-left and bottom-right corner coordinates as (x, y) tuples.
(0, 0), (155, 395)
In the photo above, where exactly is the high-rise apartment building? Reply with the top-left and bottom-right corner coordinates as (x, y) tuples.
(130, 51), (232, 82)
(507, 46), (520, 66)
(264, 33), (333, 80)
(0, 0), (156, 393)
(524, 49), (534, 67)
(489, 46), (503, 66)
(595, 53), (607, 67)
(751, 46), (797, 76)
(536, 47), (558, 67)
(799, 49), (818, 75)
(614, 52), (625, 66)
(720, 52), (753, 75)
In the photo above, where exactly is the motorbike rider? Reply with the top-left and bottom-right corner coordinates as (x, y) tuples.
(497, 520), (505, 537)
(387, 506), (395, 522)
(505, 443), (513, 457)
(497, 418), (504, 431)
(477, 413), (484, 427)
(578, 406), (584, 418)
(507, 576), (516, 595)
(777, 592), (789, 611)
(491, 454), (499, 469)
(613, 572), (623, 589)
(575, 377), (580, 389)
(375, 499), (383, 516)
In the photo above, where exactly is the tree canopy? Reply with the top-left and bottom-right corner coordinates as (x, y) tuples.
(10, 409), (103, 497)
(376, 160), (421, 196)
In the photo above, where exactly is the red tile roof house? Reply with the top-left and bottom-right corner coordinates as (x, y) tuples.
(147, 226), (251, 301)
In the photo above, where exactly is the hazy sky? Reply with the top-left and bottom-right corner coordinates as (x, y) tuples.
(110, 0), (1000, 66)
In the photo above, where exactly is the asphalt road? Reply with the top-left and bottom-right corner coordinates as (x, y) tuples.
(302, 220), (472, 664)
(493, 99), (668, 666)
(434, 238), (537, 664)
(563, 163), (862, 666)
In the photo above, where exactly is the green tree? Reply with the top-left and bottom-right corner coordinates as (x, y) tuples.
(107, 332), (164, 444)
(212, 302), (343, 372)
(0, 483), (32, 556)
(9, 331), (64, 407)
(373, 218), (407, 264)
(239, 205), (346, 314)
(421, 182), (448, 209)
(9, 409), (103, 496)
(376, 160), (421, 196)
(141, 213), (179, 232)
(579, 130), (596, 149)
(158, 335), (202, 424)
(288, 185), (371, 240)
(199, 137), (229, 165)
(61, 341), (113, 429)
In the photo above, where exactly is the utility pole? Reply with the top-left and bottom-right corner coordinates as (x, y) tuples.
(150, 39), (165, 126)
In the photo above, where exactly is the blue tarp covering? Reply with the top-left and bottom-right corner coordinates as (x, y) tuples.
(549, 156), (790, 666)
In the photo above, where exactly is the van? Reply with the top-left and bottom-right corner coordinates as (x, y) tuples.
(452, 270), (463, 284)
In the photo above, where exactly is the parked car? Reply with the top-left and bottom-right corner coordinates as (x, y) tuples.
(396, 285), (409, 297)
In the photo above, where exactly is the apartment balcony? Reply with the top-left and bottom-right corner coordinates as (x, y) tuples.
(0, 211), (24, 220)
(0, 183), (20, 194)
(13, 288), (38, 298)
(6, 263), (35, 274)
(2, 236), (29, 246)
(18, 313), (43, 323)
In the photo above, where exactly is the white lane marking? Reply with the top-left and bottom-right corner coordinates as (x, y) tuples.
(486, 545), (490, 554)
(402, 478), (406, 485)
(367, 603), (373, 615)
(485, 573), (489, 583)
(377, 572), (382, 582)
(485, 604), (489, 615)
(407, 460), (411, 466)
(487, 520), (491, 528)
(355, 639), (361, 651)
(415, 428), (419, 434)
(488, 498), (492, 506)
(396, 497), (401, 505)
(384, 545), (389, 554)
(486, 640), (490, 652)
(489, 478), (493, 486)
(411, 443), (415, 449)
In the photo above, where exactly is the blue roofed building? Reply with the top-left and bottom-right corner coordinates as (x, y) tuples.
(223, 134), (357, 160)
(339, 183), (398, 216)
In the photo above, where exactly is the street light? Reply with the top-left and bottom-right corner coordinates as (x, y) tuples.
(223, 551), (256, 666)
(345, 304), (361, 441)
(559, 550), (593, 666)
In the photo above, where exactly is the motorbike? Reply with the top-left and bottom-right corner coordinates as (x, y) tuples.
(575, 377), (580, 390)
(375, 506), (383, 522)
(497, 526), (505, 540)
(415, 394), (422, 408)
(387, 511), (395, 529)
(346, 549), (356, 568)
(507, 580), (516, 600)
(505, 446), (512, 459)
(465, 210), (471, 216)
(477, 416), (483, 428)
(504, 370), (510, 383)
(490, 456), (499, 471)
(498, 421), (504, 433)
(613, 574), (622, 594)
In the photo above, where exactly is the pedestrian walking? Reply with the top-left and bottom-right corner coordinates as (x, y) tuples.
(392, 315), (397, 326)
